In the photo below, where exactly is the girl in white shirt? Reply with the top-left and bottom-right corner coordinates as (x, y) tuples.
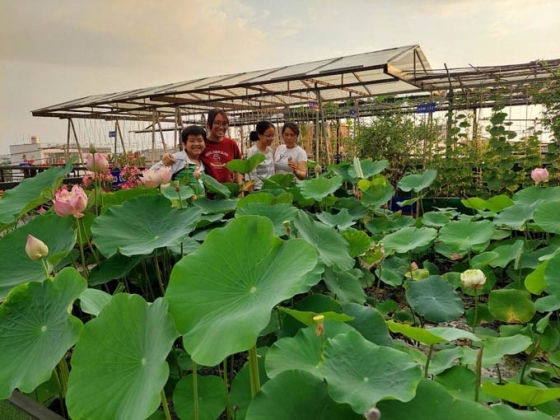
(246, 121), (276, 191)
(274, 122), (307, 180)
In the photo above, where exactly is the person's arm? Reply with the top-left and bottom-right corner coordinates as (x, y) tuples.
(294, 160), (308, 180)
(162, 153), (176, 166)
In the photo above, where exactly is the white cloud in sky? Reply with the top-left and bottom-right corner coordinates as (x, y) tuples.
(0, 0), (559, 154)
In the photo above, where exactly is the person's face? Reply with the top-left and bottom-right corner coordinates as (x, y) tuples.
(209, 114), (228, 141)
(259, 127), (275, 147)
(282, 127), (298, 148)
(184, 134), (205, 158)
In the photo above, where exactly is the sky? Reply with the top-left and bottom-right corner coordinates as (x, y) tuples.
(0, 0), (559, 156)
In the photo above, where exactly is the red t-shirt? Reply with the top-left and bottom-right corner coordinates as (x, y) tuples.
(200, 137), (241, 183)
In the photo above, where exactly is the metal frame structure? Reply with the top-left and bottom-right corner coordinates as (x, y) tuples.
(30, 44), (559, 162)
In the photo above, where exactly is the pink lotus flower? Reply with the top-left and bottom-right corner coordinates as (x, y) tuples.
(86, 153), (109, 173)
(140, 166), (172, 188)
(531, 168), (549, 185)
(53, 185), (88, 218)
(25, 234), (49, 260)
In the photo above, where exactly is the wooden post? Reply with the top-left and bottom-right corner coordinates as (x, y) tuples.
(116, 120), (126, 155)
(65, 119), (71, 162)
(69, 119), (84, 164)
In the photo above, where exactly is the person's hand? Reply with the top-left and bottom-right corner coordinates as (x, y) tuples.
(287, 158), (298, 172)
(162, 153), (175, 166)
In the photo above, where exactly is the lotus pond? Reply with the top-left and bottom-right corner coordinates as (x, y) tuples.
(0, 158), (560, 420)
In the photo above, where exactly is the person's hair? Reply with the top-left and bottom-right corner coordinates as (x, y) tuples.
(256, 120), (274, 135)
(181, 125), (207, 144)
(207, 109), (228, 127)
(281, 122), (299, 136)
(249, 131), (259, 142)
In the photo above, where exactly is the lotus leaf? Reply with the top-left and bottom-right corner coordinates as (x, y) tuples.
(165, 215), (317, 366)
(299, 175), (343, 201)
(173, 375), (226, 420)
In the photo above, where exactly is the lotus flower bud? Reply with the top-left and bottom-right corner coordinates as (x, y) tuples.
(53, 185), (88, 218)
(86, 153), (109, 173)
(313, 314), (325, 336)
(364, 407), (380, 420)
(531, 168), (549, 185)
(460, 269), (486, 290)
(25, 234), (49, 260)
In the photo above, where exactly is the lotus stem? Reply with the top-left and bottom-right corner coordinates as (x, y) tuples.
(153, 249), (166, 296)
(193, 360), (199, 420)
(160, 389), (172, 420)
(223, 358), (232, 420)
(424, 344), (434, 378)
(76, 218), (89, 278)
(520, 339), (540, 385)
(475, 345), (484, 402)
(472, 289), (479, 334)
(40, 258), (51, 279)
(248, 344), (261, 398)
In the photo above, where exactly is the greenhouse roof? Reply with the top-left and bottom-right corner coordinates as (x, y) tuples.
(31, 45), (432, 122)
(31, 45), (560, 124)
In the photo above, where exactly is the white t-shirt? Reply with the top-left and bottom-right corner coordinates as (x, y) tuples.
(247, 145), (275, 190)
(274, 145), (307, 174)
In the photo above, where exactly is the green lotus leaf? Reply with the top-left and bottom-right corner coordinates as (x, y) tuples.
(460, 335), (532, 367)
(421, 211), (451, 228)
(438, 219), (495, 253)
(482, 381), (560, 407)
(377, 379), (501, 420)
(165, 215), (317, 366)
(226, 153), (266, 174)
(406, 275), (464, 322)
(265, 320), (354, 379)
(471, 251), (500, 268)
(428, 347), (465, 376)
(328, 162), (353, 180)
(375, 255), (409, 287)
(341, 303), (393, 347)
(488, 289), (536, 323)
(535, 201), (560, 234)
(435, 365), (497, 403)
(235, 203), (298, 237)
(316, 208), (355, 230)
(88, 253), (144, 286)
(79, 288), (112, 317)
(276, 307), (353, 326)
(462, 195), (513, 213)
(333, 197), (369, 219)
(160, 183), (195, 205)
(237, 192), (275, 208)
(342, 230), (371, 257)
(493, 202), (537, 230)
(92, 195), (202, 257)
(66, 296), (179, 420)
(0, 162), (70, 226)
(0, 267), (86, 399)
(323, 267), (366, 304)
(348, 159), (389, 179)
(192, 197), (238, 214)
(261, 173), (295, 189)
(101, 187), (159, 212)
(294, 210), (354, 271)
(201, 173), (231, 197)
(365, 214), (415, 234)
(525, 260), (548, 295)
(490, 404), (554, 420)
(172, 375), (226, 420)
(535, 294), (560, 312)
(360, 179), (395, 208)
(544, 252), (560, 300)
(379, 226), (437, 254)
(245, 370), (362, 420)
(320, 330), (422, 413)
(514, 186), (560, 204)
(398, 169), (437, 193)
(387, 321), (479, 345)
(489, 239), (524, 268)
(225, 347), (269, 420)
(299, 175), (343, 202)
(0, 213), (76, 299)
